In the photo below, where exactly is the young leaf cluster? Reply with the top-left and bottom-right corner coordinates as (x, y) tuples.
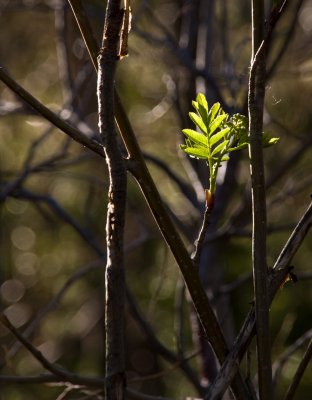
(180, 94), (247, 195)
(180, 93), (279, 196)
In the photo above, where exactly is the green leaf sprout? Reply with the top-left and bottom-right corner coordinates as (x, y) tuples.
(180, 93), (279, 205)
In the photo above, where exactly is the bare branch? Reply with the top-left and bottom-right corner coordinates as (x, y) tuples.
(205, 199), (312, 399)
(6, 258), (105, 360)
(126, 288), (203, 395)
(0, 374), (76, 385)
(0, 314), (106, 388)
(5, 233), (148, 363)
(284, 339), (312, 400)
(0, 66), (104, 157)
(68, 4), (251, 399)
(97, 1), (127, 397)
(248, 1), (272, 396)
(11, 188), (105, 257)
(67, 0), (99, 71)
(272, 329), (312, 394)
(0, 374), (175, 400)
(141, 153), (200, 209)
(267, 0), (304, 79)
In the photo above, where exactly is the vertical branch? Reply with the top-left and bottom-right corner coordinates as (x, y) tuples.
(97, 1), (127, 399)
(248, 1), (272, 399)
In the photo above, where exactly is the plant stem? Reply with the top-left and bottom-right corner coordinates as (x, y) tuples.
(97, 1), (127, 398)
(248, 1), (272, 399)
(192, 203), (214, 267)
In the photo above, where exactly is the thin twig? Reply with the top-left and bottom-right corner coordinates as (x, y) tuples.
(5, 234), (149, 363)
(283, 339), (312, 400)
(0, 374), (77, 385)
(0, 374), (175, 400)
(126, 288), (203, 395)
(0, 66), (104, 157)
(12, 188), (105, 256)
(54, 2), (75, 105)
(0, 139), (69, 201)
(133, 20), (224, 104)
(67, 0), (99, 71)
(192, 205), (213, 267)
(6, 259), (105, 360)
(141, 153), (199, 208)
(272, 329), (312, 394)
(174, 278), (186, 360)
(205, 199), (312, 399)
(267, 0), (303, 79)
(128, 351), (198, 384)
(0, 314), (106, 387)
(217, 272), (252, 295)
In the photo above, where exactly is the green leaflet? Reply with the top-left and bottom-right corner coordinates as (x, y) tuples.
(180, 145), (209, 159)
(189, 112), (207, 134)
(211, 140), (229, 156)
(207, 102), (220, 126)
(262, 134), (280, 147)
(209, 127), (230, 147)
(182, 129), (208, 147)
(196, 94), (209, 127)
(209, 113), (227, 136)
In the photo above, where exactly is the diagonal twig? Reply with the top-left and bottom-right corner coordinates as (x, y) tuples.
(126, 287), (203, 395)
(0, 314), (106, 388)
(0, 66), (104, 157)
(205, 199), (312, 399)
(272, 329), (312, 395)
(283, 338), (312, 400)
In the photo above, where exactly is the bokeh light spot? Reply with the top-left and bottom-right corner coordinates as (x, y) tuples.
(11, 225), (36, 251)
(4, 303), (32, 328)
(1, 279), (25, 303)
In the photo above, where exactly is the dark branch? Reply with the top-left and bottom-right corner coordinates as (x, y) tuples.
(97, 1), (127, 398)
(206, 199), (312, 399)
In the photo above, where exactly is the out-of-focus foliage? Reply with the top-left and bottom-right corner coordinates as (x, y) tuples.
(0, 1), (311, 399)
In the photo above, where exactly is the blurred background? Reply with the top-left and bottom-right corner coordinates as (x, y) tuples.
(0, 0), (311, 399)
